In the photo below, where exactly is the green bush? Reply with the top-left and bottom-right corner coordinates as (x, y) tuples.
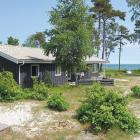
(0, 71), (24, 101)
(48, 92), (69, 111)
(29, 77), (48, 100)
(42, 70), (53, 87)
(0, 72), (49, 101)
(77, 83), (140, 133)
(114, 105), (140, 133)
(131, 86), (140, 97)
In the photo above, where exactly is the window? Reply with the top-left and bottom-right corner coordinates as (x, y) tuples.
(55, 65), (61, 76)
(31, 65), (39, 77)
(89, 64), (98, 73)
(92, 64), (98, 72)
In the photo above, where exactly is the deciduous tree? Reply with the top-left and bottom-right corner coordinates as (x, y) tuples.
(23, 32), (46, 48)
(45, 0), (95, 75)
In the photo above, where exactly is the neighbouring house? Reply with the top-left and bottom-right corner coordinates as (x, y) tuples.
(0, 45), (106, 88)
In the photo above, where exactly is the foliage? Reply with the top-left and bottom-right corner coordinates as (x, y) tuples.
(115, 105), (140, 133)
(104, 22), (118, 60)
(115, 25), (130, 70)
(45, 0), (94, 74)
(23, 77), (49, 100)
(90, 0), (125, 61)
(126, 0), (140, 44)
(0, 71), (24, 101)
(23, 32), (46, 48)
(126, 0), (140, 21)
(7, 36), (19, 46)
(131, 85), (140, 97)
(106, 69), (126, 78)
(30, 77), (48, 100)
(48, 92), (69, 111)
(42, 70), (53, 87)
(0, 72), (49, 101)
(77, 83), (140, 133)
(131, 69), (140, 75)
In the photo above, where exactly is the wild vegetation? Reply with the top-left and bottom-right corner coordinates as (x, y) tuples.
(0, 71), (48, 101)
(48, 92), (69, 111)
(131, 85), (140, 97)
(106, 69), (127, 78)
(105, 69), (140, 78)
(77, 83), (140, 133)
(0, 74), (140, 139)
(24, 77), (49, 100)
(0, 71), (24, 101)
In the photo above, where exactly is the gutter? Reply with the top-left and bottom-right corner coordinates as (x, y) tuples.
(18, 61), (24, 85)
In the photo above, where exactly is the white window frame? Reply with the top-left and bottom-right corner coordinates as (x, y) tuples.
(55, 65), (62, 76)
(31, 64), (39, 77)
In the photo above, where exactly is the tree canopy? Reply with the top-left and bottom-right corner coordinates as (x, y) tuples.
(7, 36), (19, 46)
(23, 32), (46, 48)
(127, 0), (140, 44)
(90, 0), (125, 61)
(116, 25), (130, 70)
(45, 0), (95, 73)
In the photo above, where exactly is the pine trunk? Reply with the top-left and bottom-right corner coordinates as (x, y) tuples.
(97, 14), (101, 57)
(119, 39), (122, 70)
(100, 20), (106, 71)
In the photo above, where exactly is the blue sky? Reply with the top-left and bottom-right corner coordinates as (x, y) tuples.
(0, 0), (139, 64)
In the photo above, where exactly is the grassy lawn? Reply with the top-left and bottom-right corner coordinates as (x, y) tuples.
(0, 76), (140, 139)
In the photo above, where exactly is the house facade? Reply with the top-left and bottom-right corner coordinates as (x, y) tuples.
(0, 45), (106, 88)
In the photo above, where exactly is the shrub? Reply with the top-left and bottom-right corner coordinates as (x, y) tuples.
(42, 70), (53, 87)
(0, 72), (49, 101)
(48, 92), (69, 111)
(0, 71), (24, 101)
(131, 86), (140, 97)
(30, 77), (48, 100)
(77, 83), (140, 133)
(115, 105), (140, 134)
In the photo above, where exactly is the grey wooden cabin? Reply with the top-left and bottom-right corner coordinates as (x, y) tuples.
(0, 45), (106, 88)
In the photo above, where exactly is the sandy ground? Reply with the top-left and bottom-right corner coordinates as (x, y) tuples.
(0, 101), (100, 140)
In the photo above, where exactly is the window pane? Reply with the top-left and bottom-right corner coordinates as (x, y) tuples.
(55, 65), (61, 75)
(32, 66), (38, 76)
(93, 64), (98, 72)
(90, 64), (98, 72)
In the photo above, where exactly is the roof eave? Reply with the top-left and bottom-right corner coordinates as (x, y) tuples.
(86, 61), (108, 64)
(0, 52), (18, 64)
(18, 59), (55, 64)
